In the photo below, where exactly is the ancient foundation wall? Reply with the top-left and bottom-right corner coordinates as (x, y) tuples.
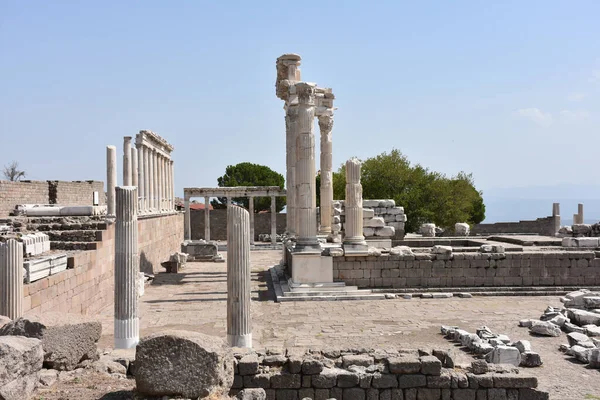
(191, 209), (286, 241)
(333, 251), (600, 288)
(230, 349), (547, 400)
(471, 216), (558, 236)
(0, 180), (105, 216)
(22, 213), (183, 315)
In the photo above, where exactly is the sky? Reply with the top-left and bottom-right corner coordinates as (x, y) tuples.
(1, 1), (599, 222)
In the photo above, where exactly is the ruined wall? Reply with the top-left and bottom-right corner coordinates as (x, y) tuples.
(471, 216), (558, 237)
(23, 213), (183, 315)
(0, 180), (105, 216)
(191, 209), (286, 241)
(231, 348), (547, 400)
(333, 251), (600, 288)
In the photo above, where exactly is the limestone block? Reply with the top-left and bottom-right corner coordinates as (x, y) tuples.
(390, 246), (414, 256)
(561, 289), (595, 307)
(363, 209), (374, 218)
(529, 321), (561, 337)
(383, 215), (396, 223)
(561, 237), (577, 247)
(363, 228), (375, 237)
(568, 309), (600, 326)
(134, 330), (234, 398)
(432, 245), (452, 255)
(388, 207), (404, 215)
(362, 200), (380, 208)
(485, 346), (520, 366)
(567, 332), (591, 347)
(584, 297), (600, 309)
(577, 238), (599, 247)
(568, 345), (592, 363)
(374, 226), (395, 237)
(512, 340), (532, 353)
(0, 336), (43, 392)
(364, 218), (385, 228)
(420, 224), (436, 237)
(520, 352), (542, 367)
(23, 257), (51, 284)
(480, 245), (505, 253)
(395, 214), (407, 222)
(584, 325), (600, 337)
(455, 223), (470, 236)
(572, 224), (592, 237)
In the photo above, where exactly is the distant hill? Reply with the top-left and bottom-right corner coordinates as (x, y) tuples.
(481, 184), (600, 225)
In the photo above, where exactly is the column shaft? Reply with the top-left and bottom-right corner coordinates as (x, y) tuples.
(294, 83), (319, 251)
(578, 203), (584, 224)
(271, 196), (277, 245)
(143, 146), (150, 212)
(152, 150), (158, 212)
(123, 137), (132, 186)
(249, 197), (255, 245)
(171, 161), (175, 211)
(131, 148), (138, 188)
(318, 114), (334, 235)
(184, 197), (191, 240)
(137, 145), (144, 211)
(157, 155), (163, 211)
(0, 240), (23, 319)
(227, 205), (252, 348)
(204, 196), (210, 240)
(285, 106), (298, 237)
(114, 186), (139, 349)
(344, 158), (367, 246)
(106, 145), (117, 216)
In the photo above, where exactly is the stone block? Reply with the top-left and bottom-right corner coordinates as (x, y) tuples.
(485, 346), (520, 367)
(337, 370), (360, 387)
(237, 388), (267, 400)
(487, 389), (507, 400)
(427, 371), (451, 388)
(271, 374), (301, 389)
(388, 356), (421, 374)
(417, 388), (440, 400)
(365, 217), (386, 228)
(298, 388), (314, 400)
(398, 374), (427, 388)
(244, 374), (272, 388)
(432, 246), (452, 255)
(301, 359), (324, 375)
(520, 352), (542, 367)
(420, 356), (442, 375)
(343, 354), (374, 368)
(239, 354), (260, 375)
(518, 388), (549, 400)
(311, 369), (337, 388)
(452, 389), (476, 400)
(344, 388), (366, 400)
(493, 374), (537, 388)
(372, 373), (398, 388)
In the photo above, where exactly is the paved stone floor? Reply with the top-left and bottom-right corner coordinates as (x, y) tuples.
(98, 250), (600, 399)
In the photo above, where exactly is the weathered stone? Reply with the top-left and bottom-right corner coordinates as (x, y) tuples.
(134, 330), (234, 398)
(584, 324), (600, 337)
(372, 373), (398, 388)
(0, 313), (101, 370)
(520, 352), (542, 367)
(271, 374), (302, 389)
(420, 355), (442, 375)
(0, 316), (10, 330)
(471, 360), (490, 375)
(567, 332), (590, 347)
(567, 345), (592, 363)
(569, 309), (600, 326)
(244, 374), (271, 389)
(337, 370), (360, 387)
(493, 374), (537, 388)
(452, 389), (476, 400)
(427, 371), (451, 388)
(518, 319), (534, 328)
(237, 388), (267, 400)
(417, 388), (441, 400)
(239, 354), (260, 375)
(264, 355), (288, 366)
(0, 373), (39, 400)
(589, 348), (600, 369)
(388, 356), (421, 374)
(398, 374), (426, 388)
(485, 346), (520, 367)
(311, 369), (337, 388)
(487, 388), (507, 400)
(512, 340), (532, 353)
(432, 245), (452, 255)
(343, 388), (366, 400)
(390, 246), (414, 256)
(38, 368), (58, 387)
(0, 336), (43, 386)
(432, 349), (455, 368)
(342, 354), (374, 368)
(528, 321), (561, 337)
(518, 388), (549, 400)
(548, 314), (568, 327)
(564, 322), (585, 334)
(301, 359), (324, 375)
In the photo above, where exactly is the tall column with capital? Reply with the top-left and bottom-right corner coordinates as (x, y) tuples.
(318, 112), (334, 236)
(294, 82), (320, 252)
(343, 158), (368, 253)
(123, 137), (132, 186)
(143, 146), (150, 212)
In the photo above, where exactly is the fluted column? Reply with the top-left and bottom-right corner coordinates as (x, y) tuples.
(204, 196), (210, 240)
(114, 186), (139, 349)
(227, 205), (252, 348)
(170, 160), (175, 211)
(285, 104), (298, 238)
(131, 148), (138, 188)
(271, 195), (277, 245)
(294, 82), (320, 252)
(0, 239), (23, 319)
(137, 145), (145, 211)
(157, 154), (163, 212)
(152, 149), (158, 212)
(165, 159), (171, 210)
(184, 196), (191, 240)
(106, 145), (117, 217)
(343, 158), (367, 252)
(318, 113), (334, 236)
(249, 197), (255, 245)
(123, 137), (132, 186)
(143, 146), (150, 212)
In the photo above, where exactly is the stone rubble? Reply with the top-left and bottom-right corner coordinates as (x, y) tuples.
(441, 325), (543, 367)
(334, 199), (406, 240)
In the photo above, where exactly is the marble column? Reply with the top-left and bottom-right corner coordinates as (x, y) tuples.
(157, 155), (163, 212)
(131, 149), (138, 188)
(148, 149), (154, 211)
(137, 145), (144, 211)
(249, 197), (255, 245)
(552, 202), (561, 236)
(271, 195), (277, 245)
(184, 196), (191, 240)
(152, 150), (158, 212)
(171, 161), (175, 211)
(114, 186), (139, 349)
(294, 82), (320, 252)
(106, 145), (117, 217)
(123, 137), (132, 186)
(318, 113), (334, 236)
(165, 159), (171, 210)
(204, 196), (210, 240)
(578, 203), (584, 224)
(285, 104), (298, 238)
(343, 158), (368, 253)
(0, 239), (23, 319)
(227, 205), (252, 348)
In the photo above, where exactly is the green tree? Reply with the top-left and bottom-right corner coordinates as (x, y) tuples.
(332, 150), (485, 232)
(211, 162), (286, 212)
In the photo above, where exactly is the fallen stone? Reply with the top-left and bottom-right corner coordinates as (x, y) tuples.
(520, 352), (542, 367)
(561, 289), (592, 308)
(90, 355), (128, 375)
(440, 326), (458, 336)
(471, 360), (489, 375)
(431, 293), (453, 299)
(569, 309), (600, 326)
(519, 319), (534, 328)
(431, 245), (452, 255)
(471, 342), (494, 355)
(485, 346), (521, 366)
(567, 345), (592, 364)
(512, 340), (532, 353)
(564, 322), (586, 334)
(0, 316), (10, 329)
(421, 293), (433, 299)
(236, 388), (267, 400)
(529, 321), (561, 337)
(0, 374), (39, 400)
(567, 332), (591, 347)
(134, 330), (234, 399)
(497, 334), (511, 344)
(0, 336), (43, 400)
(432, 349), (455, 368)
(402, 294), (413, 300)
(457, 293), (473, 298)
(586, 325), (600, 337)
(385, 294), (396, 299)
(461, 333), (481, 350)
(548, 314), (568, 327)
(0, 313), (101, 371)
(390, 246), (414, 256)
(590, 349), (600, 369)
(38, 368), (58, 387)
(584, 296), (600, 309)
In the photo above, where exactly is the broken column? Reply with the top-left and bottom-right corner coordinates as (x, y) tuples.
(204, 196), (210, 240)
(552, 202), (561, 236)
(123, 136), (132, 186)
(184, 195), (191, 241)
(0, 239), (23, 319)
(249, 197), (255, 245)
(106, 145), (117, 217)
(276, 54), (301, 237)
(318, 99), (334, 236)
(271, 195), (277, 245)
(578, 203), (584, 224)
(227, 205), (252, 348)
(114, 186), (139, 349)
(343, 157), (368, 254)
(294, 82), (320, 252)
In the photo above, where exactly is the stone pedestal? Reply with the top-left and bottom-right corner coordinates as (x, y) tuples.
(114, 186), (139, 349)
(343, 158), (368, 254)
(227, 206), (252, 348)
(106, 145), (117, 217)
(0, 239), (23, 319)
(294, 82), (320, 253)
(290, 253), (332, 284)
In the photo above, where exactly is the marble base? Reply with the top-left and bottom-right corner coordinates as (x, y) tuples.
(228, 333), (252, 348)
(343, 242), (369, 256)
(291, 253), (333, 284)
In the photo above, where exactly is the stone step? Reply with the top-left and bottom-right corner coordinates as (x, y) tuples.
(27, 222), (108, 232)
(372, 286), (600, 294)
(46, 230), (103, 243)
(283, 289), (375, 297)
(51, 241), (99, 251)
(276, 293), (388, 302)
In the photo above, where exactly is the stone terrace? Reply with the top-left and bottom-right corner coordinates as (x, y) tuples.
(96, 250), (600, 399)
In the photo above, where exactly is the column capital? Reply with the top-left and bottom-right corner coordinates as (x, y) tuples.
(295, 82), (317, 105)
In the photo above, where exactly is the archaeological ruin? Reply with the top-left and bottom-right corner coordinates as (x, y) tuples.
(2, 53), (600, 399)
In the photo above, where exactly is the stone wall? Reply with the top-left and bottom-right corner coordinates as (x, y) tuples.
(22, 213), (183, 315)
(471, 216), (558, 237)
(333, 251), (600, 288)
(0, 180), (105, 216)
(231, 348), (547, 400)
(191, 209), (286, 241)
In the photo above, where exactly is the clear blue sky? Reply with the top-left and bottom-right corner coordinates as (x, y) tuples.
(2, 2), (599, 210)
